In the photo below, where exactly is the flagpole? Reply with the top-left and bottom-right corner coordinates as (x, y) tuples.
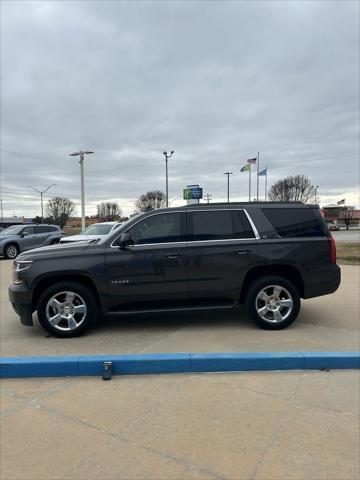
(256, 151), (260, 201)
(249, 165), (251, 202)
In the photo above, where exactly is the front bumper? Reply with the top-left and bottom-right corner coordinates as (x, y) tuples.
(9, 282), (33, 326)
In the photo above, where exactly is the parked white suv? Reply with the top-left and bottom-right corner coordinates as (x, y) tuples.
(60, 222), (122, 243)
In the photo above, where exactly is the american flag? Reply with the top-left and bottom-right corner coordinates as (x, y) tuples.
(337, 199), (345, 205)
(247, 157), (257, 164)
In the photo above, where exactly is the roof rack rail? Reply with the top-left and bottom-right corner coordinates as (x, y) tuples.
(186, 201), (304, 207)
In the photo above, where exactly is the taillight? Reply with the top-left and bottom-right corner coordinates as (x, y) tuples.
(328, 235), (336, 264)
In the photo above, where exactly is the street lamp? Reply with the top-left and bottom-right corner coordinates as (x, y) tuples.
(69, 150), (94, 231)
(28, 183), (57, 223)
(163, 150), (174, 207)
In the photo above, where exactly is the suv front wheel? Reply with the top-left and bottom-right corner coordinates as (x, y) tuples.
(37, 281), (98, 337)
(245, 275), (300, 330)
(4, 243), (19, 259)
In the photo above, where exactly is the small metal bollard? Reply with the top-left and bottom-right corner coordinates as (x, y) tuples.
(102, 361), (112, 380)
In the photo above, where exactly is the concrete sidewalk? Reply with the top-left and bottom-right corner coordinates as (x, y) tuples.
(1, 261), (359, 356)
(1, 370), (359, 480)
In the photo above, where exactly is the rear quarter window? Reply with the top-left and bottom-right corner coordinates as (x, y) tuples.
(262, 208), (328, 238)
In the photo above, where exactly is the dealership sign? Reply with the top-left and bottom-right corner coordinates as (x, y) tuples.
(183, 185), (203, 200)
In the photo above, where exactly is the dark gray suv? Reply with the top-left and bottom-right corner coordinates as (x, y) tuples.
(9, 202), (340, 337)
(0, 224), (64, 259)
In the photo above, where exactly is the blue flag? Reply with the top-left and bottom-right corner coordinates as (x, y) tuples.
(257, 168), (267, 176)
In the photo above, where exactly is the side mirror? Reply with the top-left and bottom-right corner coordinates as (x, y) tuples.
(21, 231), (29, 237)
(118, 233), (131, 249)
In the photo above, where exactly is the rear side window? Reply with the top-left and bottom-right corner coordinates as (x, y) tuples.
(35, 226), (50, 233)
(189, 210), (255, 241)
(262, 208), (327, 238)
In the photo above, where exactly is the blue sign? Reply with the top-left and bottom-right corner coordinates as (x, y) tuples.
(183, 186), (203, 200)
(191, 188), (203, 199)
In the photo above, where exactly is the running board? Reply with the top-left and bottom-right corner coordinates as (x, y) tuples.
(105, 304), (235, 316)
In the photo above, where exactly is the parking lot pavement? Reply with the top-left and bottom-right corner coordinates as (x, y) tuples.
(1, 369), (359, 480)
(1, 259), (359, 356)
(332, 229), (360, 243)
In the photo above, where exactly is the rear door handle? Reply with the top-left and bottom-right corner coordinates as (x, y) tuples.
(234, 249), (250, 255)
(165, 253), (182, 259)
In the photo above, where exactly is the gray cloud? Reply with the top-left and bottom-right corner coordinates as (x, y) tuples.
(1, 0), (359, 217)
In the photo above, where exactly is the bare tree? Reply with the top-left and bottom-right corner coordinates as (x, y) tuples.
(134, 190), (166, 212)
(97, 202), (121, 221)
(340, 206), (356, 230)
(268, 175), (316, 203)
(46, 197), (77, 228)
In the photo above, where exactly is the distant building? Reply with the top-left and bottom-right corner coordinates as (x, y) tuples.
(321, 204), (360, 227)
(0, 217), (26, 228)
(65, 217), (98, 228)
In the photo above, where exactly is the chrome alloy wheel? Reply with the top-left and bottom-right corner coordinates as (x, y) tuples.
(255, 285), (293, 323)
(45, 291), (87, 331)
(6, 245), (18, 259)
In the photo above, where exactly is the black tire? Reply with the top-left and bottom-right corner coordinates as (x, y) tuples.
(4, 243), (19, 259)
(244, 275), (300, 330)
(37, 281), (98, 337)
(50, 239), (59, 245)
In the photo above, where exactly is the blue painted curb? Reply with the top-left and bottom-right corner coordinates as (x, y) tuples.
(1, 352), (359, 378)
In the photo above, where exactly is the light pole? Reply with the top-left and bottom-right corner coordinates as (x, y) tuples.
(224, 172), (233, 203)
(315, 185), (319, 204)
(70, 150), (94, 230)
(28, 183), (57, 223)
(163, 150), (174, 207)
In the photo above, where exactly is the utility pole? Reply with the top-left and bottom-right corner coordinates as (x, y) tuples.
(0, 199), (3, 226)
(265, 168), (268, 201)
(224, 172), (233, 203)
(163, 150), (174, 207)
(256, 151), (260, 201)
(315, 185), (319, 204)
(28, 184), (57, 223)
(204, 193), (212, 204)
(70, 150), (94, 231)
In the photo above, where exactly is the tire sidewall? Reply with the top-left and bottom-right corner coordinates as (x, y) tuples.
(245, 275), (300, 330)
(37, 281), (97, 337)
(4, 243), (19, 259)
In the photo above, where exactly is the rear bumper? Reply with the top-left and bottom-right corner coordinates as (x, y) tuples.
(303, 264), (341, 299)
(9, 282), (33, 326)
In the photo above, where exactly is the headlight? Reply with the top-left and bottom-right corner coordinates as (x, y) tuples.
(14, 260), (33, 273)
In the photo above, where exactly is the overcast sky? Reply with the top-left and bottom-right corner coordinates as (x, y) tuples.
(1, 0), (359, 218)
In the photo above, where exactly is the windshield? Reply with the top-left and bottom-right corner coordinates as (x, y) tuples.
(81, 224), (115, 236)
(1, 225), (23, 235)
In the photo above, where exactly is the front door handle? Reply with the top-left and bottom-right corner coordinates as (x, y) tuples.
(234, 249), (250, 255)
(165, 253), (182, 259)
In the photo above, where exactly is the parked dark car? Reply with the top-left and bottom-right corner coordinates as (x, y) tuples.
(9, 202), (340, 337)
(1, 224), (64, 259)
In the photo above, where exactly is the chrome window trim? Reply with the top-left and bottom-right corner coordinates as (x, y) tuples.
(110, 208), (259, 248)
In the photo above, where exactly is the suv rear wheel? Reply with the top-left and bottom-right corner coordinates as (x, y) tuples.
(244, 275), (300, 330)
(37, 281), (98, 337)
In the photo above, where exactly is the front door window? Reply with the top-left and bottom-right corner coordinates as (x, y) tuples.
(128, 213), (183, 245)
